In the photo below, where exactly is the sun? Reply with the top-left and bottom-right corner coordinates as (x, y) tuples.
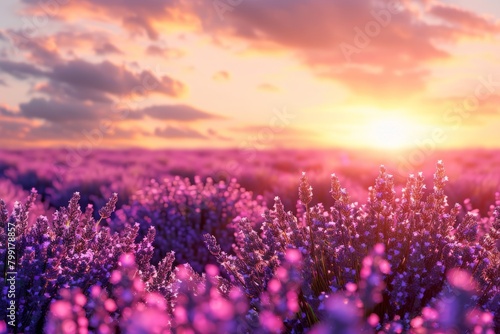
(366, 117), (416, 149)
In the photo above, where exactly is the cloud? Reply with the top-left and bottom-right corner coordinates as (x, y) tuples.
(1, 57), (186, 102)
(0, 105), (18, 117)
(16, 0), (498, 101)
(20, 0), (188, 40)
(17, 1), (500, 68)
(17, 95), (148, 125)
(33, 81), (114, 104)
(1, 29), (186, 102)
(429, 4), (500, 34)
(50, 30), (123, 54)
(50, 60), (185, 98)
(23, 122), (144, 141)
(208, 0), (461, 59)
(146, 45), (166, 56)
(16, 30), (124, 57)
(3, 29), (62, 66)
(221, 1), (438, 82)
(0, 60), (46, 79)
(19, 98), (102, 123)
(6, 98), (144, 141)
(154, 126), (207, 139)
(94, 42), (122, 55)
(207, 128), (231, 141)
(193, 0), (499, 98)
(142, 104), (224, 121)
(6, 98), (222, 143)
(24, 123), (90, 141)
(146, 45), (185, 58)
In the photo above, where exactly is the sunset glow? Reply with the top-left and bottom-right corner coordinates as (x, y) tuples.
(0, 0), (499, 150)
(366, 117), (418, 149)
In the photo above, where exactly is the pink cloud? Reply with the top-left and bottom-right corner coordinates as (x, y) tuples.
(429, 3), (500, 34)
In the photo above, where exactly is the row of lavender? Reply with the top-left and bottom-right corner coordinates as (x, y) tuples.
(0, 160), (499, 332)
(1, 149), (500, 217)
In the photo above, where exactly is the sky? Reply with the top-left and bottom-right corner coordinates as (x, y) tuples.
(0, 0), (500, 150)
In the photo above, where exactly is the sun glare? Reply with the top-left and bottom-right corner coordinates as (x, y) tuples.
(366, 117), (416, 149)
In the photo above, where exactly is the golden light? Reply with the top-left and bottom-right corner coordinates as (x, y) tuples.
(366, 117), (417, 149)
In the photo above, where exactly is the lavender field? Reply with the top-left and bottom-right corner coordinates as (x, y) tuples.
(2, 0), (500, 332)
(0, 148), (499, 333)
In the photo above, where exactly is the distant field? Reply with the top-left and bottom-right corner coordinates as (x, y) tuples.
(1, 148), (499, 215)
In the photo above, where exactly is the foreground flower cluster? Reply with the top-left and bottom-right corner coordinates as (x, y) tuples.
(113, 176), (265, 272)
(0, 162), (498, 333)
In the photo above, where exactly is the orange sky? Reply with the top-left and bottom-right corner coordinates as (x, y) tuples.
(0, 0), (500, 150)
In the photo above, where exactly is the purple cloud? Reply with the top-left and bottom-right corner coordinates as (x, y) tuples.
(142, 104), (224, 122)
(1, 57), (185, 103)
(0, 60), (46, 79)
(154, 126), (207, 139)
(19, 98), (102, 123)
(50, 60), (184, 97)
(94, 42), (122, 55)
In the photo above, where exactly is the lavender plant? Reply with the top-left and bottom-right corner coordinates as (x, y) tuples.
(0, 192), (166, 332)
(114, 176), (265, 272)
(205, 161), (499, 332)
(45, 253), (173, 334)
(1, 160), (498, 333)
